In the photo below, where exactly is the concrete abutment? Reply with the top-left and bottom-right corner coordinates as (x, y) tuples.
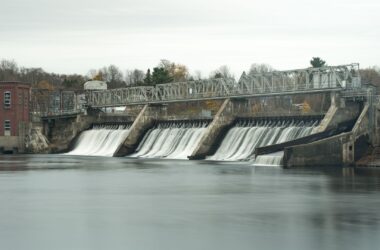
(284, 102), (370, 167)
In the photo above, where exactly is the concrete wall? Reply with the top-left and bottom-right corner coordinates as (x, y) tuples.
(114, 105), (155, 157)
(284, 133), (350, 167)
(0, 136), (20, 153)
(326, 101), (361, 129)
(374, 103), (380, 146)
(43, 115), (95, 153)
(232, 93), (331, 117)
(189, 99), (234, 159)
(341, 104), (370, 164)
(313, 93), (361, 133)
(38, 92), (349, 160)
(284, 102), (370, 167)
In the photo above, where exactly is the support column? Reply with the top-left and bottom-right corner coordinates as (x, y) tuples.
(313, 92), (361, 134)
(188, 99), (234, 160)
(312, 93), (338, 133)
(114, 104), (155, 157)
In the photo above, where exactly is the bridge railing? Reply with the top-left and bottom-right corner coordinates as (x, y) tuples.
(86, 64), (361, 107)
(31, 89), (85, 117)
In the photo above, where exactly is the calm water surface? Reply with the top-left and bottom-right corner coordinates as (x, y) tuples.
(1, 155), (380, 250)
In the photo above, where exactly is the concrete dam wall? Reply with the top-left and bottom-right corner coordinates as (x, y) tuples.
(38, 92), (369, 167)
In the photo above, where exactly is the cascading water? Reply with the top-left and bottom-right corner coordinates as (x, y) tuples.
(66, 124), (131, 157)
(253, 151), (285, 166)
(208, 119), (318, 162)
(130, 121), (208, 159)
(253, 121), (317, 166)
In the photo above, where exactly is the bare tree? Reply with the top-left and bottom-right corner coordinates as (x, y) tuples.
(125, 69), (145, 86)
(97, 65), (124, 88)
(87, 69), (98, 80)
(360, 67), (380, 91)
(248, 63), (274, 75)
(107, 65), (123, 83)
(158, 59), (172, 71)
(211, 65), (233, 79)
(0, 59), (19, 80)
(193, 70), (203, 80)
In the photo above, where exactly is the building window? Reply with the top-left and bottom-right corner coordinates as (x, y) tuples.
(18, 92), (22, 105)
(4, 91), (11, 108)
(4, 120), (11, 136)
(24, 91), (28, 107)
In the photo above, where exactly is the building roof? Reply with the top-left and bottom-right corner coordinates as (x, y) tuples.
(0, 81), (31, 88)
(84, 80), (107, 90)
(0, 81), (31, 84)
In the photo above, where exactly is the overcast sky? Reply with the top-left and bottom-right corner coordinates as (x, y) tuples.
(1, 0), (379, 77)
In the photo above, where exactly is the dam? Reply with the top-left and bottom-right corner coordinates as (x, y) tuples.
(23, 63), (379, 167)
(130, 120), (208, 159)
(66, 124), (132, 156)
(207, 118), (318, 161)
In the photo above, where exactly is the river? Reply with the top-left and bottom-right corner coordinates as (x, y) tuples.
(1, 155), (380, 250)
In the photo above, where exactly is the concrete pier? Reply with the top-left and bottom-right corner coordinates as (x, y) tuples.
(313, 93), (361, 133)
(114, 105), (155, 157)
(188, 99), (234, 160)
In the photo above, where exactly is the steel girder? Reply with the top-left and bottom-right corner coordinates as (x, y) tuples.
(86, 64), (361, 108)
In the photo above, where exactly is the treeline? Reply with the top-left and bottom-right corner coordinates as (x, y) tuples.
(0, 58), (238, 91)
(83, 59), (245, 88)
(0, 59), (87, 91)
(1, 58), (379, 91)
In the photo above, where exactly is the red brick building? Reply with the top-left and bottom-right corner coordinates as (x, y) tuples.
(0, 81), (31, 153)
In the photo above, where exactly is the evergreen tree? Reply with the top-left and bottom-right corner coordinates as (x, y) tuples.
(310, 57), (326, 68)
(144, 68), (152, 85)
(152, 67), (172, 85)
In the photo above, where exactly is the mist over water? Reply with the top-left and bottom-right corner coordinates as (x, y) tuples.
(1, 155), (380, 250)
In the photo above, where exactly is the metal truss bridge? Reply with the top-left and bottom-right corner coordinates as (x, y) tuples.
(86, 64), (361, 108)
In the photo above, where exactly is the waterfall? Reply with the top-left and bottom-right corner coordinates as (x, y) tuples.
(253, 122), (316, 166)
(254, 151), (285, 166)
(130, 121), (208, 159)
(208, 119), (318, 161)
(66, 124), (131, 157)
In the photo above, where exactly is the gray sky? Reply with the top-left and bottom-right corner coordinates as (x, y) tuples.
(1, 0), (379, 77)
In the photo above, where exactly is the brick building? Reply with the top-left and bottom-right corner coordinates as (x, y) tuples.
(0, 81), (31, 153)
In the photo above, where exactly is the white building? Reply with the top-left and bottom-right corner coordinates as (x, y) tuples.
(84, 80), (107, 90)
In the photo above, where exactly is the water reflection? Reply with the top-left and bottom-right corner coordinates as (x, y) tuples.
(0, 155), (380, 250)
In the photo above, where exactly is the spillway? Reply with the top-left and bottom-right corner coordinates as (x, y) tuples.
(253, 151), (285, 166)
(66, 124), (131, 157)
(130, 121), (208, 159)
(208, 119), (318, 161)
